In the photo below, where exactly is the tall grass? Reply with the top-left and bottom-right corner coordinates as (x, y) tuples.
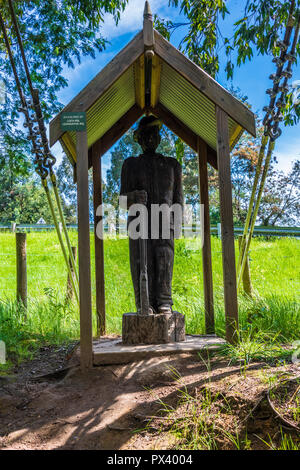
(0, 233), (299, 367)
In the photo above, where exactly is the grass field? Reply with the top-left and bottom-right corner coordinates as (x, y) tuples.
(0, 232), (299, 368)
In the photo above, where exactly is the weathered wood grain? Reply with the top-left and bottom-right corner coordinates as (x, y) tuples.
(122, 312), (185, 345)
(215, 106), (239, 344)
(197, 139), (215, 334)
(76, 130), (93, 369)
(92, 140), (106, 336)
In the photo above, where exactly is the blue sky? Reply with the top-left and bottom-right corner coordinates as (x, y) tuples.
(51, 0), (300, 176)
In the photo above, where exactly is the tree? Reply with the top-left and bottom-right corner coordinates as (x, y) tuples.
(0, 0), (128, 183)
(0, 165), (55, 224)
(258, 160), (300, 225)
(155, 0), (300, 125)
(0, 0), (129, 223)
(56, 154), (77, 224)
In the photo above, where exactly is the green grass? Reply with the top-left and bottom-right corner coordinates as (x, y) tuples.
(0, 233), (299, 368)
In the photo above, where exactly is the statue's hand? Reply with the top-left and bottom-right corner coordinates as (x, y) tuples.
(134, 190), (148, 205)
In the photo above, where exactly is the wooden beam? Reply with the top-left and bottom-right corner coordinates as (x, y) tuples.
(215, 106), (239, 344)
(88, 104), (144, 167)
(76, 129), (93, 369)
(92, 141), (106, 336)
(50, 30), (144, 147)
(197, 138), (215, 334)
(230, 124), (244, 149)
(134, 55), (145, 109)
(61, 132), (76, 162)
(151, 55), (162, 108)
(151, 102), (218, 170)
(154, 30), (256, 138)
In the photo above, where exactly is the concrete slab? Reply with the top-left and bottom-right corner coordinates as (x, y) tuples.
(92, 335), (226, 365)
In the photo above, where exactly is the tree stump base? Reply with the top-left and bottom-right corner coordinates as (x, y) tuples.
(122, 311), (185, 345)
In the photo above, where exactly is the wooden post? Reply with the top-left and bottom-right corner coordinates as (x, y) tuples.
(16, 232), (27, 309)
(197, 138), (215, 334)
(215, 106), (239, 344)
(66, 246), (77, 302)
(92, 141), (106, 336)
(76, 129), (93, 369)
(238, 235), (253, 297)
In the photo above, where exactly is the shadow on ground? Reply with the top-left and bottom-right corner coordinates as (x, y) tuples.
(0, 342), (299, 450)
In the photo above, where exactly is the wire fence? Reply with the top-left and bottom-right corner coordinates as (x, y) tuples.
(0, 232), (298, 304)
(0, 223), (299, 237)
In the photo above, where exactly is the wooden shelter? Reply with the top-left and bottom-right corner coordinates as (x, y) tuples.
(49, 2), (256, 370)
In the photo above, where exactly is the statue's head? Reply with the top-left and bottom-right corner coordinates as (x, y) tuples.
(134, 115), (161, 153)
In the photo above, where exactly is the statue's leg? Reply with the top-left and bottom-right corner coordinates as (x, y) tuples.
(154, 237), (174, 309)
(129, 237), (140, 312)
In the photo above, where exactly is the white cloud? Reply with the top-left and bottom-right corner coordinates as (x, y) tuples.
(57, 51), (115, 105)
(101, 0), (168, 39)
(274, 137), (300, 172)
(56, 0), (180, 106)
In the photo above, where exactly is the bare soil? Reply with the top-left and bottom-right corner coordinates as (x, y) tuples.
(268, 377), (300, 430)
(0, 337), (299, 450)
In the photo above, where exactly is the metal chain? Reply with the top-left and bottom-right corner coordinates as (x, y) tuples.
(7, 0), (57, 177)
(263, 6), (300, 141)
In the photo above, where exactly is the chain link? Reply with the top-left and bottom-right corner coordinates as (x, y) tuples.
(263, 13), (300, 141)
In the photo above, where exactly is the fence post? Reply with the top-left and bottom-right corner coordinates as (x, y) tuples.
(217, 223), (222, 239)
(66, 246), (77, 302)
(16, 232), (27, 309)
(238, 235), (253, 297)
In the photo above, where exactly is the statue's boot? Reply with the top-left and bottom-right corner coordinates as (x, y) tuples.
(157, 304), (172, 314)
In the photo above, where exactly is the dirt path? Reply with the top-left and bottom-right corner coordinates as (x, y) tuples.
(0, 340), (299, 450)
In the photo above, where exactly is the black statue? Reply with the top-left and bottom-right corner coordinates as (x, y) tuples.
(120, 115), (183, 315)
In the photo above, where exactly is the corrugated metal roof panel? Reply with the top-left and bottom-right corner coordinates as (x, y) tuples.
(59, 55), (245, 164)
(159, 62), (242, 151)
(60, 65), (135, 160)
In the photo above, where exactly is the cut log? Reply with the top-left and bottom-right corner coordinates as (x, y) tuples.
(122, 312), (185, 345)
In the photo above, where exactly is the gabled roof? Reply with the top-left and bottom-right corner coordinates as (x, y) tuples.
(49, 5), (256, 171)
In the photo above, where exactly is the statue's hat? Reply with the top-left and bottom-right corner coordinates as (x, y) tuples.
(134, 115), (162, 141)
